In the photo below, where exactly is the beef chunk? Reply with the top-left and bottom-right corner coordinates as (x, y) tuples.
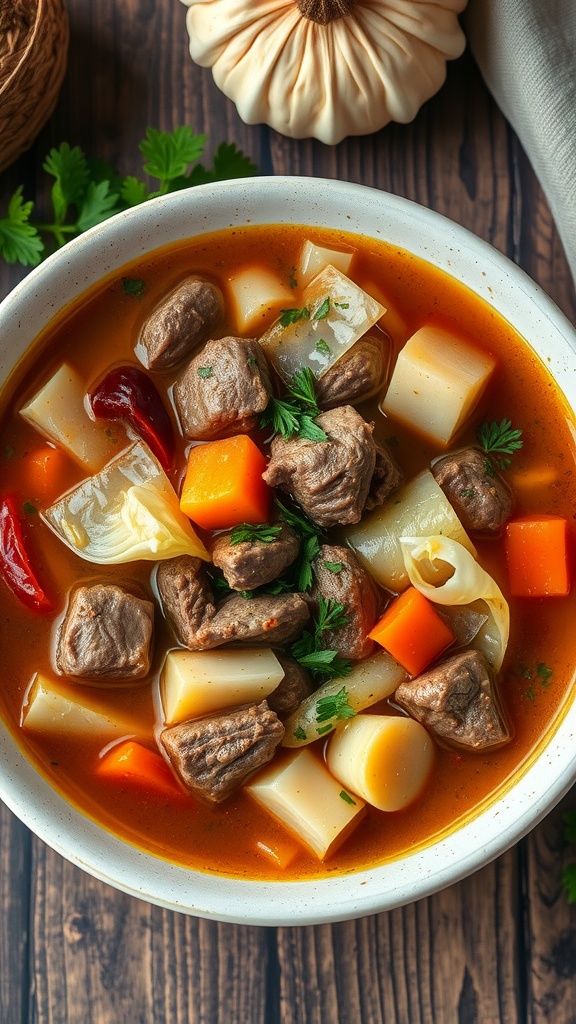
(161, 701), (284, 803)
(266, 653), (315, 719)
(195, 593), (310, 650)
(57, 584), (153, 680)
(173, 336), (272, 440)
(137, 277), (224, 371)
(395, 649), (510, 750)
(315, 334), (385, 409)
(263, 405), (377, 527)
(312, 544), (379, 660)
(365, 439), (404, 511)
(156, 556), (217, 649)
(432, 447), (513, 533)
(211, 524), (300, 591)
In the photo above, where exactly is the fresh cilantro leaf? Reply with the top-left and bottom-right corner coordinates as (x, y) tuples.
(562, 863), (576, 904)
(197, 366), (213, 379)
(288, 368), (320, 409)
(563, 811), (576, 845)
(315, 339), (331, 356)
(323, 561), (343, 574)
(230, 523), (282, 545)
(291, 598), (351, 679)
(339, 790), (356, 805)
(122, 277), (146, 298)
(316, 596), (349, 636)
(43, 143), (89, 223)
(315, 685), (356, 723)
(298, 415), (328, 442)
(120, 176), (149, 207)
(279, 307), (310, 328)
(140, 126), (207, 184)
(260, 368), (327, 443)
(0, 188), (44, 266)
(77, 180), (121, 231)
(276, 499), (323, 591)
(86, 157), (124, 193)
(477, 419), (523, 469)
(260, 398), (301, 440)
(314, 297), (331, 320)
(212, 141), (258, 180)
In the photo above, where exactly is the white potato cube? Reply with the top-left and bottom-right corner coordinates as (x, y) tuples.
(382, 326), (496, 445)
(298, 240), (354, 287)
(23, 673), (143, 738)
(259, 265), (386, 383)
(247, 748), (366, 860)
(20, 363), (120, 472)
(161, 647), (285, 723)
(326, 715), (434, 812)
(227, 266), (294, 333)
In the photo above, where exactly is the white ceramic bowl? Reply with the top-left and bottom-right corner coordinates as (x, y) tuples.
(1, 177), (575, 925)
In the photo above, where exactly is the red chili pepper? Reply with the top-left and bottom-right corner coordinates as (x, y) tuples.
(89, 366), (175, 469)
(0, 496), (53, 613)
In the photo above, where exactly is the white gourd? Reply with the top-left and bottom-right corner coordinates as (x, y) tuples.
(181, 0), (468, 145)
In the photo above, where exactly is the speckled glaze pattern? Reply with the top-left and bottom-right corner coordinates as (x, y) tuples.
(0, 177), (575, 926)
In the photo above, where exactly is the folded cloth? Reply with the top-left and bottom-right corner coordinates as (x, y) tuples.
(466, 0), (576, 284)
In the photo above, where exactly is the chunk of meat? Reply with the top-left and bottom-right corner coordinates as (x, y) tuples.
(315, 333), (385, 409)
(161, 701), (284, 803)
(395, 649), (510, 750)
(195, 593), (310, 650)
(137, 277), (224, 371)
(432, 447), (513, 533)
(263, 405), (377, 527)
(365, 439), (404, 511)
(211, 523), (300, 591)
(56, 584), (153, 680)
(173, 336), (272, 440)
(266, 653), (315, 719)
(156, 555), (217, 649)
(312, 544), (379, 660)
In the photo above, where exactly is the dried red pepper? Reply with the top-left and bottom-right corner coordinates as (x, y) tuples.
(89, 366), (175, 469)
(0, 496), (53, 613)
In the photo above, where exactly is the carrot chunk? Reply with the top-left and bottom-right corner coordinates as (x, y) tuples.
(96, 740), (186, 801)
(180, 434), (270, 530)
(505, 515), (570, 597)
(21, 444), (73, 502)
(368, 586), (455, 677)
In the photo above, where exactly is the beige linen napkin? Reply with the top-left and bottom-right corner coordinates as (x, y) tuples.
(466, 0), (576, 283)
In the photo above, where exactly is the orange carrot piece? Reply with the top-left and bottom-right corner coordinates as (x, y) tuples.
(20, 444), (72, 502)
(368, 586), (455, 677)
(96, 740), (186, 801)
(180, 434), (270, 531)
(505, 515), (570, 597)
(255, 837), (299, 871)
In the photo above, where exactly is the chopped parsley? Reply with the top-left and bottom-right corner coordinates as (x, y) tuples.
(461, 489), (474, 498)
(288, 266), (298, 289)
(122, 277), (146, 298)
(293, 725), (307, 741)
(197, 366), (213, 379)
(279, 306), (310, 327)
(315, 685), (356, 724)
(230, 522), (282, 545)
(291, 597), (352, 680)
(323, 561), (343, 574)
(260, 367), (327, 443)
(515, 661), (553, 700)
(334, 301), (349, 309)
(339, 790), (356, 805)
(313, 296), (331, 320)
(315, 338), (331, 356)
(276, 498), (323, 591)
(477, 419), (523, 470)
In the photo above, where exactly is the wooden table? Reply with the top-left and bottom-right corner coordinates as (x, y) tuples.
(1, 2), (576, 1021)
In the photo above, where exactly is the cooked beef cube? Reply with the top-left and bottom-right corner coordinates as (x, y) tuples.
(137, 277), (224, 371)
(263, 405), (377, 527)
(161, 701), (284, 803)
(267, 653), (315, 719)
(57, 584), (153, 680)
(156, 555), (217, 649)
(173, 336), (272, 440)
(312, 544), (379, 660)
(432, 447), (513, 533)
(211, 523), (300, 591)
(195, 592), (310, 650)
(365, 439), (404, 511)
(395, 649), (510, 750)
(315, 334), (385, 409)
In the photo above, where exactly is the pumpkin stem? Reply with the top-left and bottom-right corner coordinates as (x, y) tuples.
(296, 0), (356, 26)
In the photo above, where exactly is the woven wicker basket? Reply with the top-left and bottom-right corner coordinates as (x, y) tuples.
(0, 0), (69, 173)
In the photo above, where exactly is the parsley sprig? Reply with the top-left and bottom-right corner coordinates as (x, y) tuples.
(276, 498), (323, 592)
(0, 127), (257, 267)
(477, 419), (523, 470)
(291, 596), (352, 681)
(230, 523), (282, 546)
(260, 367), (327, 443)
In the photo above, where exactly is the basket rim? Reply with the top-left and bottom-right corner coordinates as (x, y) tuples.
(0, 0), (62, 98)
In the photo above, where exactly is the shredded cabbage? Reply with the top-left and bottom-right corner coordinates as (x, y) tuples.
(399, 535), (509, 670)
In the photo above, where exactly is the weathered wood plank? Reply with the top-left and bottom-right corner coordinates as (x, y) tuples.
(0, 804), (31, 1024)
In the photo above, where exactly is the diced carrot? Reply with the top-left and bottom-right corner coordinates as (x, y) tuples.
(20, 444), (72, 502)
(180, 434), (270, 531)
(96, 739), (186, 801)
(505, 515), (570, 597)
(255, 837), (299, 871)
(368, 586), (455, 677)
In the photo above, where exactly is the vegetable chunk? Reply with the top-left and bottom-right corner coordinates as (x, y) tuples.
(180, 434), (270, 530)
(161, 647), (285, 723)
(227, 266), (294, 333)
(382, 326), (496, 445)
(97, 740), (186, 801)
(369, 586), (455, 677)
(23, 673), (145, 738)
(246, 747), (366, 859)
(505, 515), (570, 597)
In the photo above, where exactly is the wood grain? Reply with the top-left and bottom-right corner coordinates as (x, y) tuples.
(1, 0), (576, 1021)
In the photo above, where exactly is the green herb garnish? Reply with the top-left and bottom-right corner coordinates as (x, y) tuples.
(477, 419), (523, 470)
(339, 790), (356, 805)
(22, 501), (37, 515)
(230, 523), (282, 545)
(0, 128), (257, 267)
(288, 266), (298, 289)
(460, 489), (474, 498)
(313, 297), (331, 320)
(315, 685), (356, 724)
(334, 301), (349, 309)
(122, 277), (146, 298)
(315, 339), (331, 356)
(279, 306), (310, 328)
(276, 498), (323, 591)
(197, 366), (213, 379)
(291, 597), (352, 680)
(323, 561), (343, 574)
(293, 726), (307, 741)
(260, 367), (327, 444)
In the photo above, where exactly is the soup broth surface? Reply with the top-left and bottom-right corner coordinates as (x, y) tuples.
(0, 223), (575, 880)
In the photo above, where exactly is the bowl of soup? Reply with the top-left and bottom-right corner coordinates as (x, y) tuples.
(0, 177), (575, 925)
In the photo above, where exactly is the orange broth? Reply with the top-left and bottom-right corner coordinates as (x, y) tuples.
(0, 223), (575, 880)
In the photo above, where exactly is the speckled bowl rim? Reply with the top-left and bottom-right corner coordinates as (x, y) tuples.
(0, 177), (575, 926)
